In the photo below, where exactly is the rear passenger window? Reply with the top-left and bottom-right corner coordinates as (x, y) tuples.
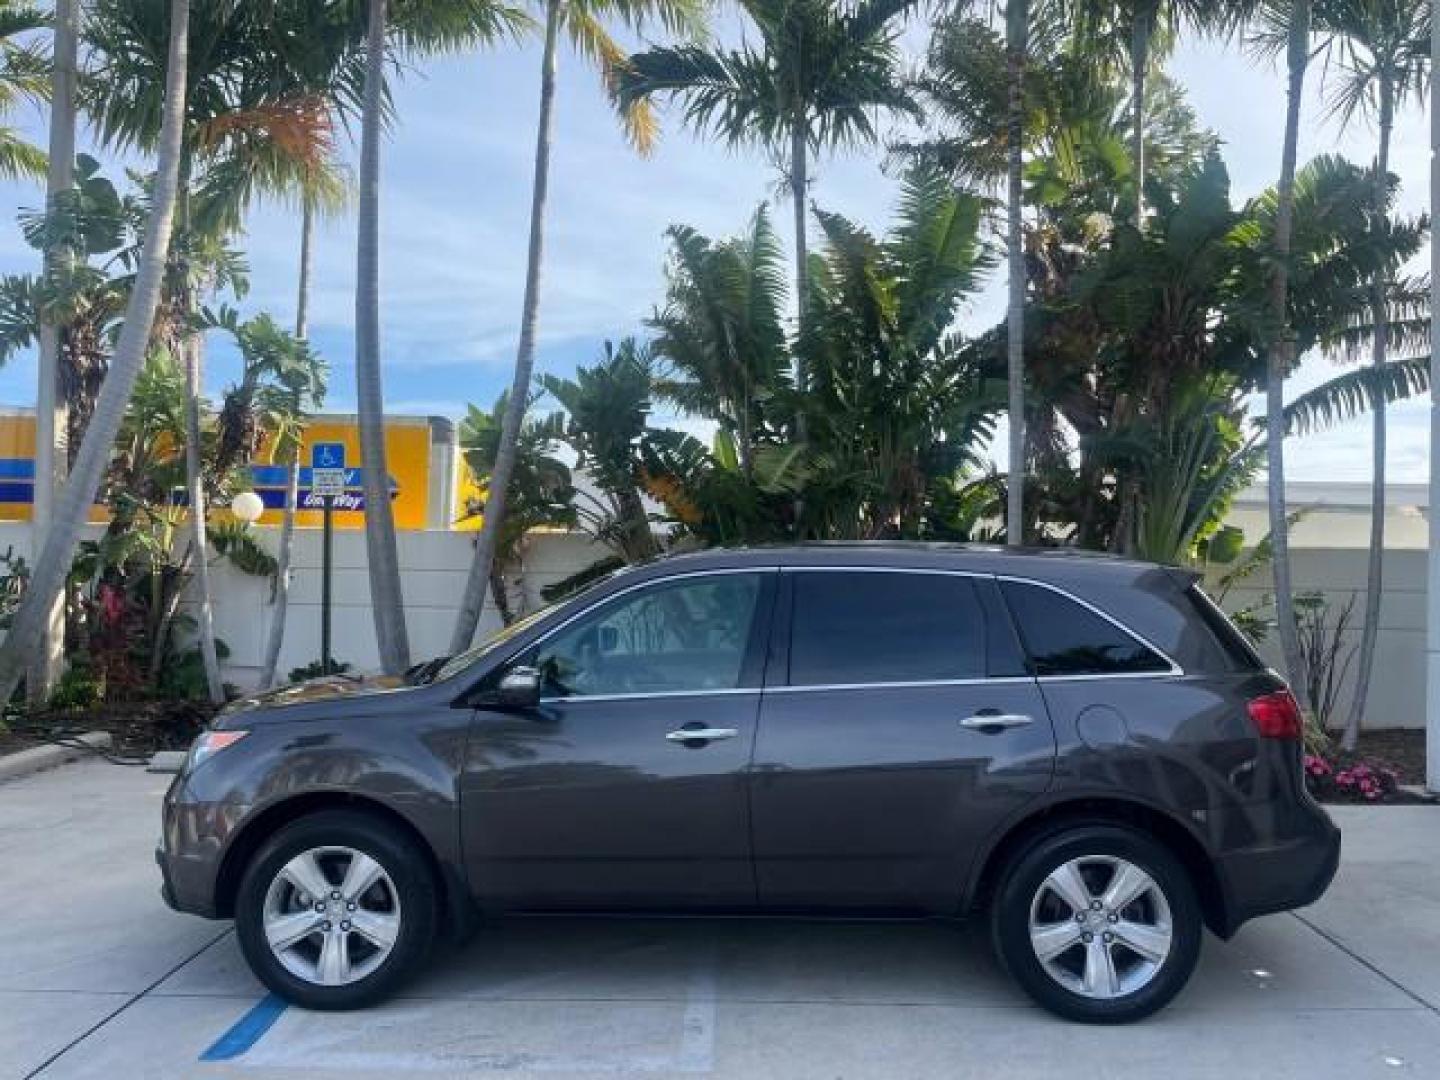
(1001, 581), (1171, 677)
(789, 571), (985, 686)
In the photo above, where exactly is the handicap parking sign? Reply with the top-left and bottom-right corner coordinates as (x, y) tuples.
(311, 443), (346, 470)
(311, 443), (348, 499)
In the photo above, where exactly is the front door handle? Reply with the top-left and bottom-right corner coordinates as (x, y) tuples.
(960, 713), (1035, 731)
(665, 726), (740, 744)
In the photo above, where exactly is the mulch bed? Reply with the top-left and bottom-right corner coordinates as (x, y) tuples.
(2, 700), (218, 759)
(1352, 729), (1427, 788)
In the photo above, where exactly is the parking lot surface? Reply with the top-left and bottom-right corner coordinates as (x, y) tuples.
(3, 758), (1439, 1079)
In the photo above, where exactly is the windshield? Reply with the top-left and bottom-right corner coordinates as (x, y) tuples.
(431, 602), (557, 684)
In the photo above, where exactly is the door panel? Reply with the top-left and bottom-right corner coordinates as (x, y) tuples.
(752, 683), (1054, 911)
(465, 693), (760, 908)
(461, 570), (774, 910)
(750, 570), (1055, 913)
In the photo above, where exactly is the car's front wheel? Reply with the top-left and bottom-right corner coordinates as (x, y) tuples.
(990, 823), (1202, 1023)
(235, 809), (438, 1010)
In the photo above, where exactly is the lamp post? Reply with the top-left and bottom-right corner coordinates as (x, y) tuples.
(230, 490), (265, 527)
(1428, 0), (1439, 793)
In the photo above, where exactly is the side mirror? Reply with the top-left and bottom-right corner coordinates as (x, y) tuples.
(492, 665), (542, 709)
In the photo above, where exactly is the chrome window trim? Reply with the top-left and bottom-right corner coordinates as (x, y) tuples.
(520, 567), (775, 701)
(994, 574), (1185, 678)
(767, 676), (1036, 694)
(514, 563), (1183, 705)
(780, 565), (986, 580)
(540, 687), (761, 706)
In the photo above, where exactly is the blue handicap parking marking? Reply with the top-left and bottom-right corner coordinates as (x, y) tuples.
(199, 993), (289, 1062)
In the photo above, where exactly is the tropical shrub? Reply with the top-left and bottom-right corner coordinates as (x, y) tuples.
(287, 659), (353, 683)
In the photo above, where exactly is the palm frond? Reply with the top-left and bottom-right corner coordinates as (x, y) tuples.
(1283, 356), (1432, 437)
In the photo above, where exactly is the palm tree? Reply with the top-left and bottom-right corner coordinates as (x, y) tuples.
(1005, 0), (1028, 543)
(1314, 0), (1431, 747)
(0, 0), (189, 708)
(353, 0), (412, 675)
(29, 0), (79, 702)
(84, 0), (367, 698)
(800, 168), (1001, 538)
(446, 0), (704, 655)
(457, 393), (575, 624)
(617, 0), (919, 401)
(254, 7), (358, 689)
(1069, 0), (1254, 221)
(258, 194), (319, 689)
(0, 0), (47, 181)
(1255, 0), (1318, 692)
(352, 0), (523, 672)
(648, 206), (790, 475)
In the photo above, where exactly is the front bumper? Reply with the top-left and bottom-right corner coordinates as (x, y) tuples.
(1212, 802), (1341, 936)
(157, 774), (246, 919)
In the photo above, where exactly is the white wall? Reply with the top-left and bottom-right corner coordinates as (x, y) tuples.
(0, 521), (612, 687)
(205, 526), (615, 683)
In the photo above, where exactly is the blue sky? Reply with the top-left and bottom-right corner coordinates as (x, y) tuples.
(0, 19), (1430, 481)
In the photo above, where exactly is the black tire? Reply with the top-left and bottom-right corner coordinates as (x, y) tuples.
(235, 810), (439, 1010)
(990, 823), (1202, 1024)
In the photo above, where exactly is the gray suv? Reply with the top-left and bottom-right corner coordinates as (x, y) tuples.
(158, 544), (1340, 1023)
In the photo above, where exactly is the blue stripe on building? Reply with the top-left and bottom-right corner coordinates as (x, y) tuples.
(0, 458), (397, 507)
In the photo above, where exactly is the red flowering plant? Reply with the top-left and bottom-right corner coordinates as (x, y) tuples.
(1299, 712), (1404, 804)
(1303, 751), (1402, 804)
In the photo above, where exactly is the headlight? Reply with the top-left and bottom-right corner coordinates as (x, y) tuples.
(185, 730), (249, 773)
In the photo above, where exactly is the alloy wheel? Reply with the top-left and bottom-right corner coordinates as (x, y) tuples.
(261, 845), (402, 987)
(1026, 854), (1173, 1000)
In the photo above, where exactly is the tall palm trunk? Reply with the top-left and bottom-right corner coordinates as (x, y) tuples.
(790, 121), (810, 401)
(789, 119), (810, 530)
(1264, 0), (1312, 692)
(449, 0), (561, 655)
(28, 0), (79, 702)
(0, 0), (189, 706)
(1344, 79), (1395, 749)
(356, 0), (410, 674)
(259, 198), (313, 688)
(1005, 0), (1027, 546)
(1129, 6), (1153, 223)
(182, 334), (224, 703)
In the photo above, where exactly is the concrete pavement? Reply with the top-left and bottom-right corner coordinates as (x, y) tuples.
(2, 758), (1438, 1079)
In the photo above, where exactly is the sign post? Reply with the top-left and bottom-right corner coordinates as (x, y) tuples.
(311, 443), (347, 676)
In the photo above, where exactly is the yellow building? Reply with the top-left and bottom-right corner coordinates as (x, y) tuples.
(0, 409), (483, 531)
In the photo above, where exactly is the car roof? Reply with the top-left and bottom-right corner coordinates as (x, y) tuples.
(616, 542), (1182, 588)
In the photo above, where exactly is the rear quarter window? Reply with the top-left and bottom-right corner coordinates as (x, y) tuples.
(1000, 580), (1172, 677)
(1183, 584), (1266, 672)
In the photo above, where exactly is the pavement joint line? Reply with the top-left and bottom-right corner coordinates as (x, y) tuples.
(1290, 912), (1440, 1016)
(22, 928), (235, 1080)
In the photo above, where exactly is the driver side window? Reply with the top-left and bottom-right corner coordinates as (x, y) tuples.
(532, 573), (764, 699)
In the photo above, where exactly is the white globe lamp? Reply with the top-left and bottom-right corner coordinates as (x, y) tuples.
(231, 490), (265, 525)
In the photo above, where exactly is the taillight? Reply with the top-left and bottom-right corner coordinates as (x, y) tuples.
(1248, 690), (1303, 740)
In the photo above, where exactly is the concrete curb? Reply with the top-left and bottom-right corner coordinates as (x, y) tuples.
(0, 731), (113, 783)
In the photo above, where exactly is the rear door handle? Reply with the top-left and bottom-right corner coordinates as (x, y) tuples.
(666, 727), (740, 744)
(960, 713), (1035, 731)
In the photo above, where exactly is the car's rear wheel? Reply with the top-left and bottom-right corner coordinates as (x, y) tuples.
(235, 810), (438, 1009)
(990, 824), (1202, 1023)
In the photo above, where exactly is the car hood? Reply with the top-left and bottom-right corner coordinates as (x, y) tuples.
(219, 673), (412, 722)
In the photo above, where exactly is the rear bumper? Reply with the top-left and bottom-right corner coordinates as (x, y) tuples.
(1212, 804), (1341, 936)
